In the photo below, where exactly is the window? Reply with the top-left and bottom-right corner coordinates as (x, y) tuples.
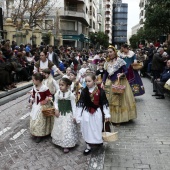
(60, 21), (75, 30)
(45, 20), (53, 30)
(93, 21), (95, 29)
(90, 19), (92, 28)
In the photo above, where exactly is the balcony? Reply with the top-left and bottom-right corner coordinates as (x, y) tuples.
(105, 14), (111, 19)
(106, 1), (111, 6)
(106, 7), (111, 12)
(105, 27), (110, 31)
(60, 7), (89, 25)
(60, 30), (77, 35)
(105, 20), (111, 25)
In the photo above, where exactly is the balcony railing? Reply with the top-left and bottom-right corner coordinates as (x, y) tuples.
(60, 7), (89, 25)
(105, 14), (111, 18)
(60, 30), (77, 35)
(105, 21), (111, 25)
(105, 7), (111, 12)
(106, 1), (111, 6)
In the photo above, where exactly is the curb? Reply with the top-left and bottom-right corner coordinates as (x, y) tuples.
(0, 75), (62, 106)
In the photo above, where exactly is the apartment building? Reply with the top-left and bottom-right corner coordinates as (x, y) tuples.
(139, 0), (148, 28)
(112, 2), (128, 47)
(104, 0), (113, 44)
(131, 23), (140, 35)
(57, 0), (90, 48)
(98, 0), (105, 32)
(88, 0), (99, 33)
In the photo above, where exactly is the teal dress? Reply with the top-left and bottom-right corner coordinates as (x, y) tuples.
(120, 51), (145, 96)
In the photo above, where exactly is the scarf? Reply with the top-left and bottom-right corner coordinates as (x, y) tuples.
(106, 58), (126, 76)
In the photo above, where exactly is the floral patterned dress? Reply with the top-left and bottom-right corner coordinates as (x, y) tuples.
(51, 90), (78, 148)
(30, 85), (53, 136)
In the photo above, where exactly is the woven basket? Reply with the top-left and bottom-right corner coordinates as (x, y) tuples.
(102, 122), (118, 142)
(42, 100), (55, 117)
(164, 83), (170, 91)
(112, 77), (126, 94)
(132, 62), (143, 70)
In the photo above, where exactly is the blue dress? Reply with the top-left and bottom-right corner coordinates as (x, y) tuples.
(120, 51), (145, 96)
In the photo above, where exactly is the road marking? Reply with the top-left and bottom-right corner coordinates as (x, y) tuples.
(10, 129), (27, 140)
(0, 127), (11, 136)
(20, 113), (30, 120)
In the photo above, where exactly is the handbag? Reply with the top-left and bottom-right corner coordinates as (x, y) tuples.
(102, 122), (118, 142)
(112, 77), (126, 94)
(164, 79), (170, 91)
(132, 61), (143, 70)
(42, 99), (55, 117)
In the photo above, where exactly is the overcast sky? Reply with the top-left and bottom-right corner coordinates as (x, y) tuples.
(122, 0), (140, 34)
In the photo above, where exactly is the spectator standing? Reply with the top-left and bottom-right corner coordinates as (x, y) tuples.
(48, 45), (59, 67)
(151, 48), (168, 80)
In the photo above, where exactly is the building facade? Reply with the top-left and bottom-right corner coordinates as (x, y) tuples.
(139, 0), (148, 28)
(131, 23), (140, 35)
(57, 0), (90, 48)
(104, 0), (113, 44)
(112, 3), (128, 47)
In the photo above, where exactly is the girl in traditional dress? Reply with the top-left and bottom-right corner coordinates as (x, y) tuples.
(76, 73), (110, 155)
(120, 44), (145, 96)
(42, 69), (59, 97)
(101, 45), (137, 125)
(30, 73), (53, 143)
(51, 78), (78, 153)
(69, 70), (82, 102)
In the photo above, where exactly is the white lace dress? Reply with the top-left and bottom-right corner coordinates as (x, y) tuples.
(51, 90), (78, 148)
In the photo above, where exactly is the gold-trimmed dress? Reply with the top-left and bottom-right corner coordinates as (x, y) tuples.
(103, 58), (137, 123)
(30, 85), (54, 136)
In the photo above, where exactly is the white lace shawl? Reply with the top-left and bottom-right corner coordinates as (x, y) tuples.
(121, 50), (135, 58)
(105, 58), (126, 76)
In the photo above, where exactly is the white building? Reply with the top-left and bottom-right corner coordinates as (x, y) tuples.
(89, 0), (99, 33)
(131, 23), (140, 35)
(57, 0), (90, 48)
(139, 0), (148, 28)
(104, 0), (113, 44)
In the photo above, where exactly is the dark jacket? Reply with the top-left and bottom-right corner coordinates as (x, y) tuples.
(48, 52), (59, 67)
(151, 53), (167, 71)
(160, 67), (170, 82)
(52, 52), (59, 67)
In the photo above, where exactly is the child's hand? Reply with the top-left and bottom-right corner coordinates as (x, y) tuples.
(105, 118), (110, 122)
(40, 100), (48, 105)
(55, 110), (60, 118)
(73, 118), (76, 123)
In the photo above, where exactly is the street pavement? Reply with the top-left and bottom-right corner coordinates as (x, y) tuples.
(104, 78), (170, 170)
(0, 77), (170, 170)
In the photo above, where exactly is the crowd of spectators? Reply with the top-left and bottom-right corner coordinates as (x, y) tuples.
(0, 40), (103, 91)
(135, 41), (170, 99)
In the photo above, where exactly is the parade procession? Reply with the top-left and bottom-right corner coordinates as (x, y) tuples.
(0, 0), (170, 170)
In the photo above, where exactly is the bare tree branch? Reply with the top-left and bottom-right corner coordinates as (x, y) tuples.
(8, 0), (57, 30)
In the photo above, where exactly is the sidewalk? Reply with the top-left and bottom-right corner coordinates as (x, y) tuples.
(0, 74), (61, 99)
(103, 77), (170, 170)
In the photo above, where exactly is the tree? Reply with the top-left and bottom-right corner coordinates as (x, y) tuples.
(89, 32), (109, 49)
(6, 0), (57, 30)
(145, 0), (170, 40)
(129, 28), (146, 49)
(129, 34), (139, 49)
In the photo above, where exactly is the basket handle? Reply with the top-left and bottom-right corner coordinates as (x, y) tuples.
(104, 121), (114, 133)
(117, 77), (120, 85)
